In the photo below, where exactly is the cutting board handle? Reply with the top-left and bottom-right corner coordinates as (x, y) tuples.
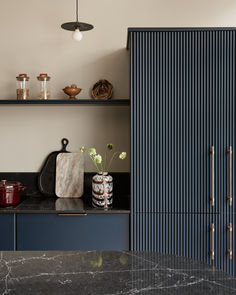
(61, 138), (69, 152)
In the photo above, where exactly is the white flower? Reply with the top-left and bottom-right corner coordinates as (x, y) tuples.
(89, 148), (96, 156)
(80, 146), (85, 152)
(94, 154), (102, 164)
(119, 152), (127, 160)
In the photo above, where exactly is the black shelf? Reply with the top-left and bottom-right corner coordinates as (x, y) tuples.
(0, 99), (130, 105)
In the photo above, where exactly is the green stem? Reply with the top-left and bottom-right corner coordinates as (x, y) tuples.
(100, 162), (104, 173)
(94, 162), (100, 173)
(107, 151), (120, 171)
(85, 151), (100, 173)
(104, 150), (108, 172)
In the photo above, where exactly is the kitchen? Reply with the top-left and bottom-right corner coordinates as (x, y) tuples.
(0, 0), (236, 294)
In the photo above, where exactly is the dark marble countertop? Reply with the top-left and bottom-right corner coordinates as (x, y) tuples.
(0, 173), (130, 214)
(0, 194), (130, 214)
(0, 251), (235, 295)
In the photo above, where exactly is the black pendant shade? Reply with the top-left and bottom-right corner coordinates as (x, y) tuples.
(61, 0), (94, 32)
(61, 22), (93, 32)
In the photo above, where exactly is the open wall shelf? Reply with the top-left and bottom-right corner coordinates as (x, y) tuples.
(0, 99), (130, 106)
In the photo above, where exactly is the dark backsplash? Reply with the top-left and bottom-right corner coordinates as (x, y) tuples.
(0, 172), (130, 197)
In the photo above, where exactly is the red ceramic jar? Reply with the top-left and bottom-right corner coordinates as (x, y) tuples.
(0, 180), (26, 207)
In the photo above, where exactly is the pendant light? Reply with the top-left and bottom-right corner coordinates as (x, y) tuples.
(61, 0), (94, 41)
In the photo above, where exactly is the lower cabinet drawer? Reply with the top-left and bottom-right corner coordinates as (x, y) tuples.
(0, 214), (15, 250)
(17, 214), (129, 251)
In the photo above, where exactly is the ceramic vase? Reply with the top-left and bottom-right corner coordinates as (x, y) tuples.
(92, 172), (113, 209)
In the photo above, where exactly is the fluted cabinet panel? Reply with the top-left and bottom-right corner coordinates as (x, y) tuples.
(130, 29), (236, 215)
(133, 213), (235, 275)
(133, 213), (234, 274)
(129, 28), (236, 276)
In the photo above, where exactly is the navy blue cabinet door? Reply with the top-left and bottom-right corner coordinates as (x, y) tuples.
(129, 28), (236, 276)
(130, 29), (236, 215)
(0, 214), (15, 250)
(133, 213), (232, 274)
(17, 214), (129, 251)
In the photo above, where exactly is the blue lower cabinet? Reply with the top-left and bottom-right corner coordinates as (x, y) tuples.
(133, 213), (211, 258)
(0, 214), (15, 250)
(133, 213), (233, 275)
(17, 214), (129, 251)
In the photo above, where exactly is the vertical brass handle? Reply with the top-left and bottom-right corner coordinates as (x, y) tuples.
(210, 146), (215, 206)
(227, 147), (232, 206)
(209, 223), (215, 260)
(227, 223), (233, 260)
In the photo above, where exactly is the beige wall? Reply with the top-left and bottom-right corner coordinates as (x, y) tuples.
(0, 0), (235, 172)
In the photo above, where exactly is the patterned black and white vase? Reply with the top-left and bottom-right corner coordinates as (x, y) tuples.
(92, 172), (113, 209)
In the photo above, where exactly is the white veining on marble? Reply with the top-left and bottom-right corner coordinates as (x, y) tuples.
(1, 252), (14, 295)
(0, 251), (235, 294)
(58, 279), (72, 285)
(56, 153), (84, 198)
(122, 251), (236, 293)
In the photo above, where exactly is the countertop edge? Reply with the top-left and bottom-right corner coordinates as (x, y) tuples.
(0, 210), (130, 214)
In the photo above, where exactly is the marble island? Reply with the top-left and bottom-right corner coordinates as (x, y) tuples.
(0, 251), (235, 295)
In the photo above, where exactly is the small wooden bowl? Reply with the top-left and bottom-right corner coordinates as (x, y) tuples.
(63, 87), (82, 100)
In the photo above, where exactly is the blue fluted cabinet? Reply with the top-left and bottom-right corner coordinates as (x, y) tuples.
(128, 27), (236, 275)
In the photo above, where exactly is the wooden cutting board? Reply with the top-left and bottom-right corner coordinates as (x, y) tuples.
(55, 152), (84, 198)
(38, 138), (70, 197)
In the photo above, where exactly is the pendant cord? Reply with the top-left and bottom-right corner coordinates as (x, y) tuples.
(76, 0), (79, 23)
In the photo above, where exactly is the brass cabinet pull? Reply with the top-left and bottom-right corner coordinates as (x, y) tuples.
(209, 223), (215, 260)
(227, 147), (233, 206)
(227, 223), (233, 260)
(57, 213), (87, 216)
(210, 146), (215, 206)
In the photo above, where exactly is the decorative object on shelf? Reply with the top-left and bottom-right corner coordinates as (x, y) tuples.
(38, 138), (70, 197)
(55, 152), (84, 198)
(80, 144), (127, 209)
(37, 73), (51, 100)
(63, 84), (82, 100)
(16, 74), (30, 100)
(61, 0), (94, 41)
(0, 180), (26, 207)
(91, 79), (113, 100)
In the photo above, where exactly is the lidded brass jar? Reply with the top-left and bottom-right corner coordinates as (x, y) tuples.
(16, 74), (30, 100)
(37, 73), (51, 100)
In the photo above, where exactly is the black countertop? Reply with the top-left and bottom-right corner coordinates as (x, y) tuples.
(0, 194), (130, 214)
(0, 172), (130, 214)
(0, 251), (235, 294)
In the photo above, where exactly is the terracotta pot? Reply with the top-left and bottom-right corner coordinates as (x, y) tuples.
(0, 180), (26, 207)
(63, 87), (82, 100)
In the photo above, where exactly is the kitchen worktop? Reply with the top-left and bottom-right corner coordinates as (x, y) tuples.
(0, 194), (130, 214)
(0, 251), (235, 294)
(0, 172), (130, 214)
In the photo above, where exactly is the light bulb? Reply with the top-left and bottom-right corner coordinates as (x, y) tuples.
(72, 28), (83, 41)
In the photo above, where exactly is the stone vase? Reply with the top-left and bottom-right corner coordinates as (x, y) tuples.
(92, 172), (113, 209)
